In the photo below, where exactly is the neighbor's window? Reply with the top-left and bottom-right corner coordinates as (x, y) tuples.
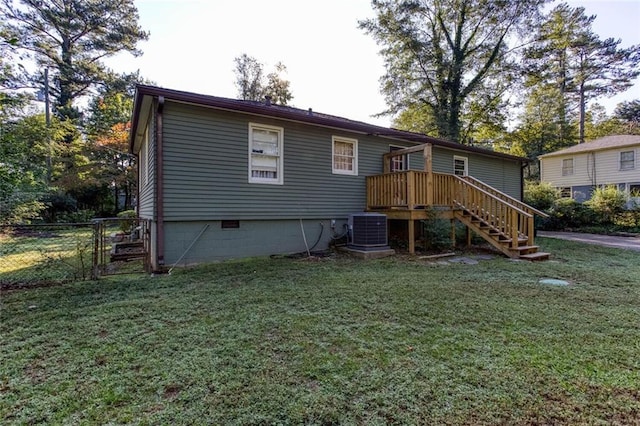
(561, 158), (574, 176)
(453, 155), (468, 176)
(559, 187), (572, 198)
(249, 123), (283, 184)
(620, 150), (635, 171)
(332, 136), (358, 175)
(629, 184), (640, 198)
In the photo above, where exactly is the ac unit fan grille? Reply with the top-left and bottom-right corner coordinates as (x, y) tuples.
(349, 213), (387, 247)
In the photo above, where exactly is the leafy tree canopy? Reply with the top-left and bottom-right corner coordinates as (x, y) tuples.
(360, 0), (549, 143)
(233, 54), (293, 105)
(1, 0), (149, 120)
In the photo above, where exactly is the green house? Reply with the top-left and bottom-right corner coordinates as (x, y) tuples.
(130, 85), (547, 271)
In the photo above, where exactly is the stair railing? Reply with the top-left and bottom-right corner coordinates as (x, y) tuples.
(439, 174), (534, 248)
(461, 175), (549, 219)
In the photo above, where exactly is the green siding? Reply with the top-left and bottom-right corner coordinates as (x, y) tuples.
(432, 147), (522, 199)
(138, 113), (156, 219)
(161, 101), (413, 220)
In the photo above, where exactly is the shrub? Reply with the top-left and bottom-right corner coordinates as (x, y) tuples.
(586, 185), (628, 225)
(116, 209), (137, 233)
(524, 181), (560, 212)
(546, 198), (598, 230)
(56, 209), (96, 223)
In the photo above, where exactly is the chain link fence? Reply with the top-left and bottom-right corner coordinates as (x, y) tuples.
(0, 223), (95, 290)
(0, 219), (149, 291)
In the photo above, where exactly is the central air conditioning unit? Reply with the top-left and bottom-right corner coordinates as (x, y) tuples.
(348, 213), (388, 249)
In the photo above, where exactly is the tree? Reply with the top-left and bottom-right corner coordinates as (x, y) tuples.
(614, 100), (640, 134)
(360, 0), (549, 143)
(0, 114), (49, 224)
(84, 76), (143, 213)
(233, 54), (293, 105)
(523, 3), (640, 143)
(1, 0), (149, 120)
(510, 84), (576, 175)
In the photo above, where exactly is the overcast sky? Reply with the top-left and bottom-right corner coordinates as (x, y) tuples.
(105, 0), (640, 128)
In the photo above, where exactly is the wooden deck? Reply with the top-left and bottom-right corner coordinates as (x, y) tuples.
(366, 170), (549, 260)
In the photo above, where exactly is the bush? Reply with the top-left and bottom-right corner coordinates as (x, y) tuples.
(545, 198), (598, 230)
(116, 209), (137, 233)
(524, 181), (560, 212)
(586, 185), (628, 225)
(56, 209), (96, 223)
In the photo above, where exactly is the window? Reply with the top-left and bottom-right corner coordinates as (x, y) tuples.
(620, 150), (635, 171)
(559, 187), (572, 198)
(561, 158), (574, 176)
(389, 145), (408, 172)
(332, 136), (358, 175)
(249, 123), (283, 184)
(629, 184), (640, 198)
(453, 156), (468, 176)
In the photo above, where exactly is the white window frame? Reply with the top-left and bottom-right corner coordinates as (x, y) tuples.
(562, 158), (574, 176)
(389, 145), (409, 172)
(620, 150), (635, 171)
(332, 136), (358, 176)
(248, 123), (284, 185)
(453, 155), (468, 176)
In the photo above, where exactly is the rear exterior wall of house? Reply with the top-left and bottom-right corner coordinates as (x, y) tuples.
(139, 100), (523, 265)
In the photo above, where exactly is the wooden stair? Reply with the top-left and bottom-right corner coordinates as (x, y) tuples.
(455, 175), (550, 260)
(454, 209), (549, 260)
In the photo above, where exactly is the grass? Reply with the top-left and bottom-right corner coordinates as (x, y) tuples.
(1, 237), (639, 424)
(0, 226), (95, 285)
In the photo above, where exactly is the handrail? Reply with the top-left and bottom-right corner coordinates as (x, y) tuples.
(450, 174), (534, 247)
(448, 174), (532, 218)
(462, 175), (549, 218)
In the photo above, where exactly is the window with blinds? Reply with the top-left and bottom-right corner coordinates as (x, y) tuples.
(249, 123), (283, 184)
(332, 136), (358, 175)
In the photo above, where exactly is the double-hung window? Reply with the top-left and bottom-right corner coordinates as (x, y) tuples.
(332, 136), (358, 175)
(561, 158), (574, 176)
(453, 156), (468, 176)
(249, 123), (283, 184)
(389, 145), (408, 172)
(620, 150), (635, 171)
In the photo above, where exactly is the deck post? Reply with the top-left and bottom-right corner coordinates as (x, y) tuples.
(527, 217), (534, 246)
(424, 144), (433, 205)
(466, 225), (472, 247)
(407, 171), (415, 209)
(450, 219), (456, 248)
(408, 219), (416, 254)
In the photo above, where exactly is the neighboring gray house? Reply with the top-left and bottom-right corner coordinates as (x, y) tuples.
(130, 85), (540, 271)
(539, 135), (640, 202)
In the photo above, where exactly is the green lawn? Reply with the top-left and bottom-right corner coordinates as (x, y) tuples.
(1, 238), (639, 424)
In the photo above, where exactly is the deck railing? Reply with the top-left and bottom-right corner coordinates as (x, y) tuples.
(366, 171), (430, 209)
(366, 171), (536, 248)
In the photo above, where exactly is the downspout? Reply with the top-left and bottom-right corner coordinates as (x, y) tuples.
(521, 161), (527, 201)
(156, 96), (165, 268)
(136, 152), (140, 214)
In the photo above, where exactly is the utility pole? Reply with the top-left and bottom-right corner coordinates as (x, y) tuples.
(44, 68), (52, 184)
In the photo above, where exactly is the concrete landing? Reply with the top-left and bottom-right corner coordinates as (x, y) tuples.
(337, 247), (396, 259)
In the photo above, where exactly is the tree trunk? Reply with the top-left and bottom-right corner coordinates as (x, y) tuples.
(579, 80), (586, 143)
